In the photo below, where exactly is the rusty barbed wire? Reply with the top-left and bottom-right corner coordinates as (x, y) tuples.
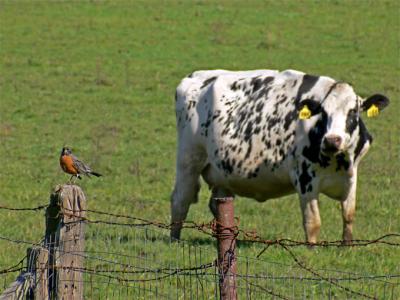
(2, 202), (398, 248)
(57, 207), (400, 248)
(0, 204), (48, 211)
(244, 280), (291, 300)
(0, 256), (25, 275)
(1, 201), (399, 254)
(0, 236), (44, 247)
(279, 243), (378, 300)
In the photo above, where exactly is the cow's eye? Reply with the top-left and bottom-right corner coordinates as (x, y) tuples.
(297, 100), (321, 119)
(346, 108), (359, 133)
(348, 109), (358, 117)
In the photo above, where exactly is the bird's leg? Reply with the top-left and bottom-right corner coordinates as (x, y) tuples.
(68, 175), (75, 184)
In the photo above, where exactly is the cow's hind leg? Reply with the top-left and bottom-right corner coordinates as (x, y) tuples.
(170, 152), (205, 240)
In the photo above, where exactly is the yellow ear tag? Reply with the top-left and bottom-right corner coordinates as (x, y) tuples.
(367, 104), (379, 118)
(299, 105), (312, 120)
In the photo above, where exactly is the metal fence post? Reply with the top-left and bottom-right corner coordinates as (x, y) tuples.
(215, 197), (237, 300)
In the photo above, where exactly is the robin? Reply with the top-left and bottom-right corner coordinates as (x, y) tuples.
(60, 147), (102, 181)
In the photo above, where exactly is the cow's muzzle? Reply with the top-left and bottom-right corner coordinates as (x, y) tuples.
(322, 135), (342, 155)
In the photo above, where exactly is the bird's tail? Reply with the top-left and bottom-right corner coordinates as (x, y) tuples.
(90, 172), (102, 177)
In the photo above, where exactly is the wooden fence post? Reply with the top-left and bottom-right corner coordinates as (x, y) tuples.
(26, 247), (49, 300)
(0, 273), (33, 300)
(45, 184), (86, 300)
(215, 197), (237, 300)
(0, 247), (40, 300)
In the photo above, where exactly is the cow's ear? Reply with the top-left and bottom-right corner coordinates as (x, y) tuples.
(361, 94), (390, 118)
(297, 99), (321, 120)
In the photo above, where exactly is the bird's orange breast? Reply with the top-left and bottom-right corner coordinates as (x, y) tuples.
(60, 155), (78, 175)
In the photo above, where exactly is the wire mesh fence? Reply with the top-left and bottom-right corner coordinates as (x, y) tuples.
(0, 185), (399, 299)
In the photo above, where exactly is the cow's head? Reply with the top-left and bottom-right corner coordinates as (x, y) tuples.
(298, 82), (389, 159)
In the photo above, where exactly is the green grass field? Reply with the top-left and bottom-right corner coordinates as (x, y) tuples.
(0, 0), (399, 298)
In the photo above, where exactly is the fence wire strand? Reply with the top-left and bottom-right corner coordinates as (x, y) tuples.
(1, 202), (399, 299)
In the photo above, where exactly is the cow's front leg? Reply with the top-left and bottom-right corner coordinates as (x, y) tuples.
(299, 196), (321, 244)
(341, 174), (357, 244)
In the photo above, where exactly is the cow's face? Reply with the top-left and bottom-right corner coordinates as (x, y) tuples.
(298, 83), (389, 157)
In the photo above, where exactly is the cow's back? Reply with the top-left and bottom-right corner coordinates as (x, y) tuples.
(175, 69), (319, 200)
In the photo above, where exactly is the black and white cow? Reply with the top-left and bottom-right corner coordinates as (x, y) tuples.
(170, 69), (389, 243)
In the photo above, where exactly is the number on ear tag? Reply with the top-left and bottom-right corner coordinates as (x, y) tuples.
(367, 104), (379, 118)
(299, 105), (312, 120)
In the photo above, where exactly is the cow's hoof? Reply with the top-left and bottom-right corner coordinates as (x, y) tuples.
(170, 229), (181, 242)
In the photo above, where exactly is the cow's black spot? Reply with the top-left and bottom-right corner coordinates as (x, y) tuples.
(263, 158), (270, 166)
(354, 118), (373, 161)
(201, 110), (212, 129)
(283, 110), (296, 131)
(238, 110), (247, 124)
(336, 153), (350, 171)
(299, 161), (312, 194)
(258, 87), (272, 100)
(247, 167), (260, 179)
(244, 141), (252, 160)
(263, 76), (274, 86)
(187, 100), (196, 110)
(201, 76), (217, 89)
(212, 110), (221, 120)
(230, 81), (238, 91)
(345, 108), (359, 136)
(267, 117), (280, 130)
(237, 160), (243, 169)
(302, 110), (331, 167)
(295, 74), (319, 104)
(284, 131), (295, 143)
(251, 77), (263, 93)
(255, 102), (264, 112)
(224, 149), (229, 159)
